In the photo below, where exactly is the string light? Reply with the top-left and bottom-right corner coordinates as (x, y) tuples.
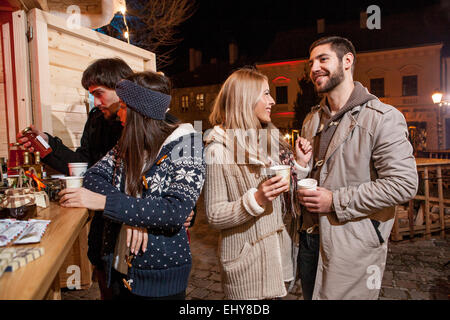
(119, 1), (130, 44)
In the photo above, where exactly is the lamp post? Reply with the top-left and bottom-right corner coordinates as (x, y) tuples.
(432, 90), (449, 150)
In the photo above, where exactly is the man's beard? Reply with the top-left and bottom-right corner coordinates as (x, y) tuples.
(102, 102), (120, 121)
(314, 64), (345, 93)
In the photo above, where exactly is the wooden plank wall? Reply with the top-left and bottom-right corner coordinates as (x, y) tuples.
(46, 27), (147, 150)
(0, 33), (8, 158)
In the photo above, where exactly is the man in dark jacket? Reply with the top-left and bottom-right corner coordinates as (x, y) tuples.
(17, 58), (133, 299)
(18, 58), (129, 175)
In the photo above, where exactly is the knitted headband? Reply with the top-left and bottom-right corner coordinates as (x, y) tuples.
(115, 79), (172, 120)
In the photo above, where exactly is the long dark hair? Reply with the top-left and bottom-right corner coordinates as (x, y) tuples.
(117, 72), (179, 197)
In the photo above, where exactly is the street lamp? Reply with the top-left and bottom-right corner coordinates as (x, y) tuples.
(432, 89), (449, 106)
(431, 90), (449, 150)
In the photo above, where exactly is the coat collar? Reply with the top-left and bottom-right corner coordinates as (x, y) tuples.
(323, 105), (362, 163)
(305, 104), (365, 167)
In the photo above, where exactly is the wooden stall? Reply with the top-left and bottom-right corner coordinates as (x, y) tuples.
(0, 7), (156, 151)
(391, 158), (450, 241)
(28, 8), (156, 148)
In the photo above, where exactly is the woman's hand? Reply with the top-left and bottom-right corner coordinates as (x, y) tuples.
(126, 226), (148, 255)
(254, 175), (289, 206)
(295, 137), (312, 167)
(59, 187), (106, 210)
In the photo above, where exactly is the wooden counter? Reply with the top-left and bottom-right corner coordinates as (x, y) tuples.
(0, 202), (89, 300)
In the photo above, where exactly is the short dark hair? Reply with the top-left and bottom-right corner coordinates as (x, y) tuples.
(81, 57), (133, 90)
(309, 36), (356, 72)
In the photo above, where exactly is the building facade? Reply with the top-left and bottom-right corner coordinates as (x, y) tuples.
(256, 43), (449, 150)
(169, 43), (449, 151)
(170, 84), (221, 132)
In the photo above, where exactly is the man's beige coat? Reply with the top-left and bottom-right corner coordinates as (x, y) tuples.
(298, 97), (418, 299)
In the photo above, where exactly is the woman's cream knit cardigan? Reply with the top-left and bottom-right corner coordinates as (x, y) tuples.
(204, 126), (294, 299)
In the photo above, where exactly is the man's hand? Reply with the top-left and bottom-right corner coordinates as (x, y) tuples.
(125, 209), (194, 255)
(297, 187), (333, 213)
(126, 226), (148, 255)
(17, 124), (49, 153)
(295, 137), (312, 167)
(59, 187), (106, 211)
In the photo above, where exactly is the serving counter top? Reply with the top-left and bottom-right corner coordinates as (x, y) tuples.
(0, 202), (88, 299)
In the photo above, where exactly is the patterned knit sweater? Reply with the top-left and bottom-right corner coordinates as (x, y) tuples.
(83, 124), (205, 297)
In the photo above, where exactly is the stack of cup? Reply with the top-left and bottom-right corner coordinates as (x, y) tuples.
(59, 162), (88, 189)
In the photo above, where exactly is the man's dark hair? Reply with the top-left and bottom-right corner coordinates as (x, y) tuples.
(309, 36), (356, 73)
(81, 57), (133, 90)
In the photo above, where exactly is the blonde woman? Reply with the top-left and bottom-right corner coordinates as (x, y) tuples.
(204, 67), (312, 299)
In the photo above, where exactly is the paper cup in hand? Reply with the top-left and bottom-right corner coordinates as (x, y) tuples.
(68, 162), (88, 177)
(60, 176), (83, 189)
(297, 178), (317, 190)
(269, 165), (291, 192)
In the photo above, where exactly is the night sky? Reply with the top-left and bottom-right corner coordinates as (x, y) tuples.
(163, 0), (447, 74)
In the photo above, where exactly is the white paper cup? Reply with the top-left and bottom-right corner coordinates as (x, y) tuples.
(269, 165), (291, 192)
(68, 163), (88, 177)
(60, 176), (83, 189)
(297, 178), (317, 190)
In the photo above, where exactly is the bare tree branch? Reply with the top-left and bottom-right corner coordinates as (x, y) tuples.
(127, 0), (197, 69)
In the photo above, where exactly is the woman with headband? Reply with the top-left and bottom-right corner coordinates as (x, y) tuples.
(59, 71), (206, 300)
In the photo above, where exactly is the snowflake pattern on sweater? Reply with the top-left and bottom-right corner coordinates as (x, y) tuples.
(83, 129), (205, 297)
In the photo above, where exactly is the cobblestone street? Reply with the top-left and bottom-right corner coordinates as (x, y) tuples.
(62, 194), (450, 300)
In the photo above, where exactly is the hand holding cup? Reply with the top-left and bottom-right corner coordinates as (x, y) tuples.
(297, 179), (333, 213)
(254, 175), (289, 206)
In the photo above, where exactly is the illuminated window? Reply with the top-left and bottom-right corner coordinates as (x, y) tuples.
(196, 93), (205, 110)
(181, 95), (189, 112)
(276, 86), (288, 104)
(402, 75), (417, 96)
(370, 78), (384, 97)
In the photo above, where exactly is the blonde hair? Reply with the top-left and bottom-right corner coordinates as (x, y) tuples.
(210, 68), (266, 130)
(210, 67), (290, 165)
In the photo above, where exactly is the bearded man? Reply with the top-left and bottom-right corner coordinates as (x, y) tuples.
(294, 36), (418, 300)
